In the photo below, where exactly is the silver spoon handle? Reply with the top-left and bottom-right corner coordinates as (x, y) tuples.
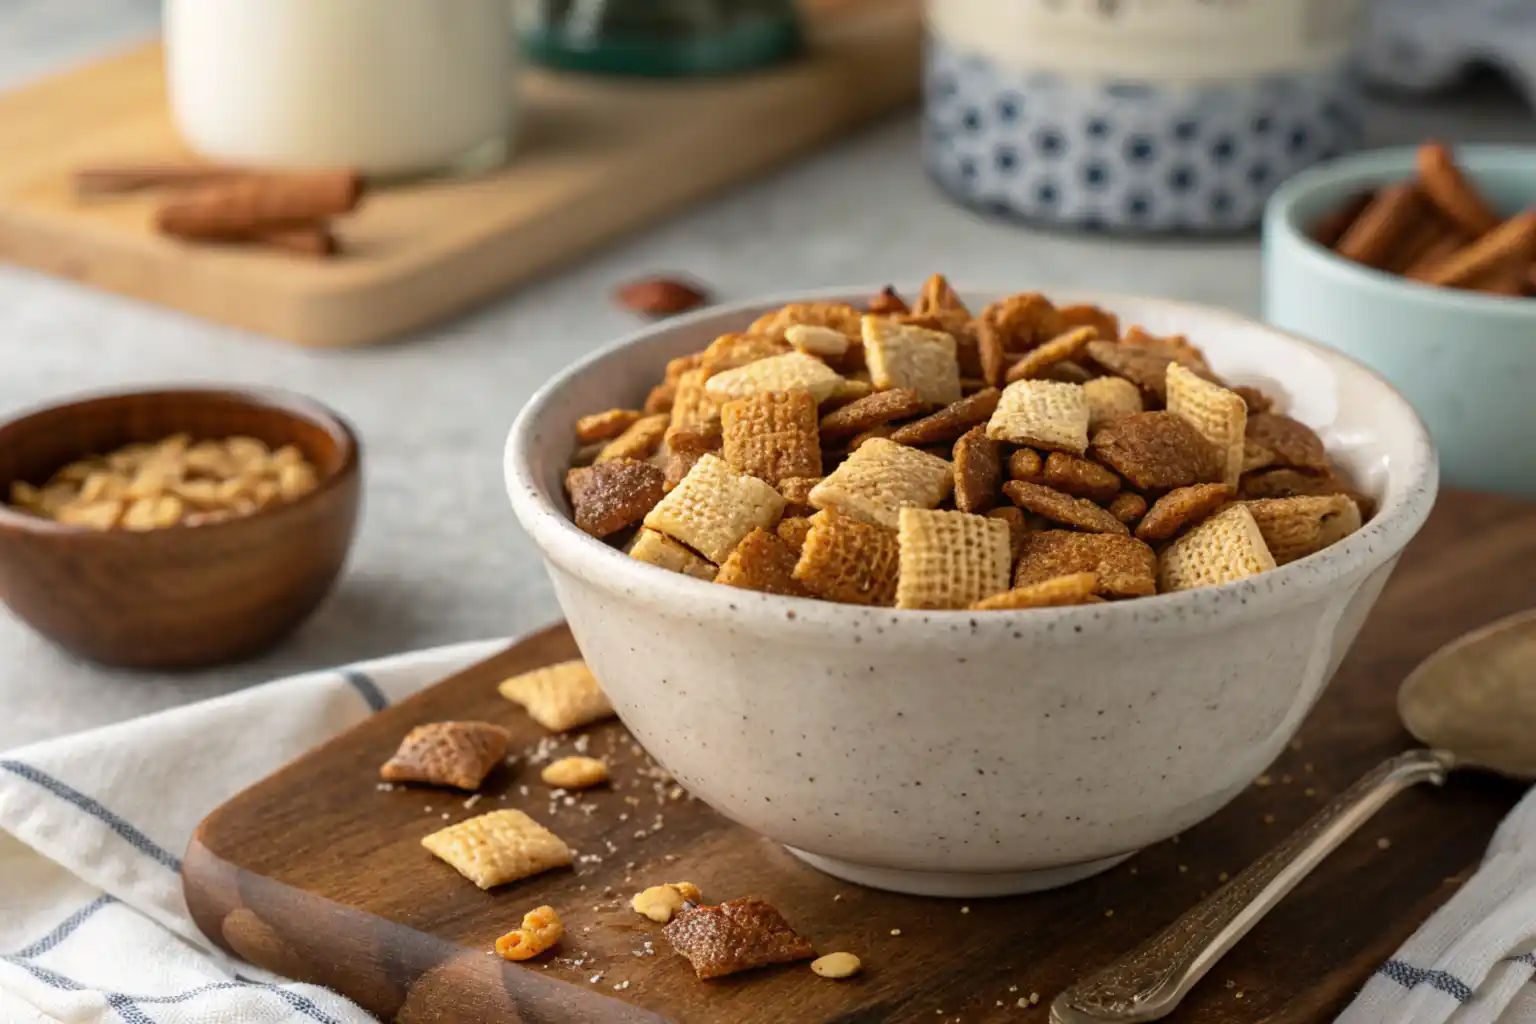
(1051, 748), (1456, 1024)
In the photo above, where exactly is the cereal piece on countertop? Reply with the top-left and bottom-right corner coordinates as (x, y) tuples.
(862, 316), (963, 406)
(1107, 491), (1148, 526)
(970, 573), (1099, 610)
(987, 379), (1090, 455)
(1243, 494), (1362, 565)
(498, 660), (615, 732)
(664, 897), (817, 980)
(496, 905), (564, 961)
(1166, 364), (1247, 488)
(1083, 376), (1144, 431)
(540, 756), (609, 790)
(380, 721), (512, 791)
(714, 528), (809, 597)
(1090, 412), (1221, 491)
(953, 425), (1002, 513)
(1246, 413), (1329, 473)
(627, 528), (717, 581)
(421, 809), (572, 890)
(809, 438), (952, 529)
(1006, 326), (1097, 383)
(792, 510), (900, 606)
(632, 882), (704, 924)
(1042, 452), (1121, 503)
(568, 457), (665, 538)
(895, 508), (1012, 610)
(721, 389), (821, 485)
(643, 453), (785, 564)
(575, 409), (642, 445)
(1134, 483), (1233, 542)
(596, 413), (669, 463)
(819, 388), (927, 439)
(1158, 504), (1277, 592)
(704, 352), (843, 405)
(887, 388), (1001, 446)
(1014, 531), (1158, 599)
(1004, 480), (1128, 535)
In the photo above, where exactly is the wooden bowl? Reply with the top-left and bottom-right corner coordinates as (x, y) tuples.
(0, 387), (361, 669)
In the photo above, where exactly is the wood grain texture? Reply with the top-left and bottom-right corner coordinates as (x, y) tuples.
(183, 491), (1533, 1022)
(0, 0), (921, 348)
(0, 388), (360, 668)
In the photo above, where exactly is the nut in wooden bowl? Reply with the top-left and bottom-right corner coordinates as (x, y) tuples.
(0, 387), (361, 668)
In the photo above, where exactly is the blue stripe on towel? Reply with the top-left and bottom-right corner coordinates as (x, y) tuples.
(3, 957), (84, 990)
(0, 761), (180, 872)
(106, 993), (156, 1024)
(12, 895), (116, 958)
(341, 669), (388, 712)
(1512, 952), (1536, 968)
(1377, 959), (1475, 1002)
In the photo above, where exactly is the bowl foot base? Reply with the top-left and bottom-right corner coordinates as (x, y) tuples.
(783, 847), (1135, 898)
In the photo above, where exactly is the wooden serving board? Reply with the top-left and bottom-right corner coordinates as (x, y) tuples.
(0, 0), (920, 348)
(183, 490), (1534, 1023)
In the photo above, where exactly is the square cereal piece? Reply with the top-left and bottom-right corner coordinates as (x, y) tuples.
(1243, 494), (1361, 565)
(977, 292), (1061, 352)
(986, 380), (1090, 455)
(895, 508), (1012, 610)
(499, 660), (615, 732)
(1003, 480), (1127, 535)
(644, 381), (676, 416)
(1090, 412), (1220, 491)
(421, 809), (572, 890)
(596, 413), (669, 463)
(1166, 364), (1247, 489)
(1083, 376), (1144, 432)
(970, 572), (1099, 610)
(1084, 340), (1181, 402)
(786, 324), (850, 360)
(1158, 504), (1277, 593)
(627, 528), (717, 581)
(887, 388), (1001, 446)
(668, 369), (723, 447)
(1134, 483), (1232, 542)
(862, 317), (962, 406)
(699, 333), (791, 377)
(819, 388), (927, 440)
(575, 409), (642, 445)
(704, 353), (844, 405)
(1005, 326), (1097, 383)
(664, 897), (816, 980)
(808, 438), (952, 529)
(1056, 303), (1121, 341)
(714, 528), (809, 597)
(776, 515), (813, 552)
(568, 457), (665, 538)
(1015, 531), (1157, 598)
(776, 476), (821, 507)
(381, 721), (512, 791)
(953, 425), (1001, 513)
(1246, 413), (1328, 472)
(792, 510), (900, 606)
(643, 453), (786, 564)
(720, 390), (821, 485)
(1121, 326), (1212, 373)
(1042, 452), (1121, 503)
(748, 302), (863, 343)
(986, 506), (1030, 562)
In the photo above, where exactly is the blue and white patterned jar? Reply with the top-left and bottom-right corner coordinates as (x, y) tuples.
(924, 0), (1369, 233)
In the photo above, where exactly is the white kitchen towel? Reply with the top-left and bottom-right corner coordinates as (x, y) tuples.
(0, 637), (504, 1024)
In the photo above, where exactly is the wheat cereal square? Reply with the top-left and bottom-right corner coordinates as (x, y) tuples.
(1166, 364), (1247, 488)
(1005, 327), (1098, 383)
(1042, 452), (1121, 502)
(1134, 483), (1233, 542)
(792, 510), (900, 605)
(568, 457), (665, 538)
(644, 382), (676, 415)
(627, 528), (717, 581)
(499, 660), (616, 732)
(808, 438), (952, 529)
(895, 508), (1012, 609)
(596, 413), (669, 463)
(575, 409), (643, 445)
(668, 369), (723, 447)
(421, 809), (573, 890)
(699, 333), (790, 377)
(819, 388), (927, 440)
(1014, 531), (1157, 598)
(977, 292), (1062, 351)
(970, 572), (1099, 610)
(1243, 438), (1276, 474)
(704, 353), (844, 405)
(1090, 412), (1221, 491)
(720, 390), (821, 485)
(986, 380), (1090, 455)
(1158, 505), (1277, 592)
(381, 721), (512, 791)
(643, 453), (786, 564)
(1003, 480), (1128, 535)
(1234, 385), (1274, 414)
(664, 897), (817, 980)
(887, 389), (1002, 446)
(1242, 495), (1361, 565)
(1121, 326), (1212, 372)
(1083, 376), (1144, 431)
(777, 476), (821, 507)
(862, 317), (963, 406)
(952, 425), (1002, 513)
(776, 516), (813, 552)
(714, 528), (809, 596)
(985, 506), (1030, 562)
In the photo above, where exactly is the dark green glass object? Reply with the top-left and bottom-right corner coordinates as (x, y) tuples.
(517, 0), (802, 77)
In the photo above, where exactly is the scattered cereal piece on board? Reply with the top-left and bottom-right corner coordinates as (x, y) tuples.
(1158, 504), (1277, 592)
(809, 438), (952, 529)
(1090, 412), (1221, 491)
(721, 389), (821, 485)
(819, 388), (928, 440)
(499, 660), (616, 732)
(704, 352), (844, 405)
(786, 324), (851, 360)
(714, 527), (810, 597)
(575, 409), (643, 445)
(895, 508), (1012, 610)
(1135, 483), (1233, 543)
(421, 809), (572, 889)
(1006, 326), (1097, 383)
(541, 756), (609, 790)
(1042, 452), (1121, 503)
(1015, 531), (1158, 599)
(986, 506), (1030, 562)
(1243, 494), (1361, 565)
(953, 425), (1002, 513)
(627, 528), (717, 581)
(643, 453), (786, 564)
(381, 721), (512, 791)
(887, 388), (1001, 446)
(496, 905), (564, 961)
(1246, 413), (1329, 473)
(793, 510), (901, 606)
(1004, 480), (1129, 535)
(1166, 364), (1247, 489)
(987, 380), (1090, 455)
(568, 457), (665, 538)
(1083, 376), (1144, 432)
(1107, 491), (1148, 526)
(971, 572), (1099, 610)
(862, 317), (963, 406)
(811, 952), (862, 979)
(664, 897), (816, 980)
(632, 882), (703, 924)
(596, 413), (670, 463)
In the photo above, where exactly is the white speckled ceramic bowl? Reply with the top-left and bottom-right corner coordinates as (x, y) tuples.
(505, 289), (1438, 898)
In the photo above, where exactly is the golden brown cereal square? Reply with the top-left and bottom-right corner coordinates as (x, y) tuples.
(777, 476), (821, 506)
(1090, 412), (1221, 491)
(977, 292), (1061, 352)
(1055, 304), (1121, 341)
(643, 382), (675, 415)
(714, 528), (810, 597)
(421, 809), (572, 890)
(824, 378), (874, 407)
(952, 425), (1002, 514)
(986, 380), (1090, 455)
(868, 285), (908, 316)
(720, 389), (822, 485)
(1246, 413), (1328, 472)
(1014, 531), (1157, 598)
(862, 317), (963, 406)
(1166, 364), (1247, 489)
(1042, 452), (1121, 503)
(776, 516), (813, 552)
(660, 447), (705, 492)
(895, 508), (1012, 610)
(1243, 495), (1362, 565)
(1005, 327), (1098, 383)
(704, 353), (844, 405)
(499, 660), (616, 732)
(1007, 448), (1044, 482)
(970, 573), (1099, 610)
(1082, 376), (1145, 431)
(985, 506), (1030, 562)
(568, 457), (665, 538)
(627, 528), (717, 581)
(808, 438), (952, 529)
(1233, 385), (1274, 414)
(381, 721), (512, 791)
(1084, 340), (1183, 402)
(888, 389), (1002, 446)
(664, 897), (817, 980)
(1134, 483), (1233, 542)
(669, 369), (724, 446)
(975, 317), (1008, 388)
(819, 388), (927, 440)
(1239, 468), (1345, 502)
(786, 324), (850, 360)
(1243, 438), (1276, 474)
(1120, 326), (1212, 373)
(1003, 480), (1128, 535)
(1158, 504), (1277, 592)
(1107, 491), (1148, 526)
(699, 333), (791, 376)
(792, 510), (900, 606)
(748, 302), (863, 343)
(643, 453), (786, 564)
(596, 413), (670, 463)
(575, 409), (643, 445)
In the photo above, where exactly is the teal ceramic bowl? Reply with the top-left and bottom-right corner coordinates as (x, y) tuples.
(1262, 146), (1536, 498)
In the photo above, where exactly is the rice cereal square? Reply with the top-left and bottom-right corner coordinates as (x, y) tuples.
(643, 453), (786, 564)
(808, 438), (952, 529)
(895, 508), (1012, 610)
(861, 317), (962, 406)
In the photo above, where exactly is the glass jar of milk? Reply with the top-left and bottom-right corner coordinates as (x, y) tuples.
(165, 0), (517, 179)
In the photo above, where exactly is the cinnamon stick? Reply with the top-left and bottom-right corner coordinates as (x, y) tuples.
(155, 171), (363, 241)
(1417, 211), (1536, 288)
(1402, 228), (1471, 280)
(1416, 142), (1500, 237)
(1310, 190), (1375, 249)
(1334, 184), (1424, 269)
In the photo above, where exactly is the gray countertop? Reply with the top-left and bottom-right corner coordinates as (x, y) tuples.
(2, 1), (1533, 751)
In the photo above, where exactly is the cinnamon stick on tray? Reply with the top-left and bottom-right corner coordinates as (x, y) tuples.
(156, 170), (363, 242)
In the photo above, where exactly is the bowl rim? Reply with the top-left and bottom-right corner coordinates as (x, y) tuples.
(505, 286), (1439, 640)
(1264, 144), (1536, 319)
(0, 384), (361, 536)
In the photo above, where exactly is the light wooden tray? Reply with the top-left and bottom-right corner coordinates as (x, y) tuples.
(0, 1), (920, 348)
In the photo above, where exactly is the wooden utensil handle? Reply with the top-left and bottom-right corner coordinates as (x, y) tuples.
(1050, 749), (1456, 1024)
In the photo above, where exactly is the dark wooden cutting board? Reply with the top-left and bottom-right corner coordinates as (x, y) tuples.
(183, 490), (1534, 1023)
